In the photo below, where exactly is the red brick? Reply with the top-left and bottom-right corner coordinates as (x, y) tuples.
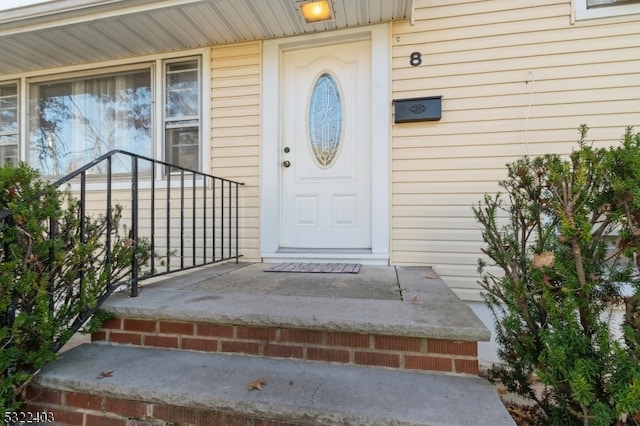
(198, 411), (225, 425)
(279, 329), (323, 344)
(307, 347), (350, 363)
(374, 335), (422, 352)
(67, 391), (102, 410)
(427, 339), (477, 356)
(91, 331), (107, 342)
(110, 332), (142, 345)
(123, 319), (156, 333)
(153, 404), (196, 424)
(326, 332), (370, 348)
(236, 325), (277, 341)
(159, 321), (194, 335)
(182, 337), (218, 352)
(455, 359), (479, 375)
(105, 398), (147, 417)
(197, 323), (234, 338)
(85, 413), (127, 426)
(264, 344), (304, 359)
(221, 341), (260, 354)
(354, 351), (400, 368)
(26, 387), (62, 405)
(101, 317), (122, 330)
(144, 335), (179, 348)
(405, 355), (453, 372)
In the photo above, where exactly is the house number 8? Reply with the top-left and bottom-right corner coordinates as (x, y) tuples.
(410, 52), (422, 66)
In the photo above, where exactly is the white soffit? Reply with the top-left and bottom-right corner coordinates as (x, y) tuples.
(0, 0), (412, 75)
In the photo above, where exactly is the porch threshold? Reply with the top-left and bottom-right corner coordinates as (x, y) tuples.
(263, 249), (389, 265)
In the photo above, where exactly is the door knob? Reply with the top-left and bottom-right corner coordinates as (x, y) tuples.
(282, 160), (291, 168)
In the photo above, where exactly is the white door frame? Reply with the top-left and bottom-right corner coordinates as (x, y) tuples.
(260, 24), (390, 264)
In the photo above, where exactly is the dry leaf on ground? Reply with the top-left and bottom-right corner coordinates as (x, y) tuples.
(248, 377), (266, 391)
(96, 370), (113, 380)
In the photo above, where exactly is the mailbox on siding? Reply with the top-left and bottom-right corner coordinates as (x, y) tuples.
(393, 96), (442, 123)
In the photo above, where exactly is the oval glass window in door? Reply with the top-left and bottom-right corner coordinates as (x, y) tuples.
(308, 72), (342, 168)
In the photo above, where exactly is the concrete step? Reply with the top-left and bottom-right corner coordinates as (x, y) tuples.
(27, 343), (514, 425)
(92, 292), (487, 376)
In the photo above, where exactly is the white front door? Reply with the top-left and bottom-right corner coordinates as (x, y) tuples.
(280, 40), (371, 249)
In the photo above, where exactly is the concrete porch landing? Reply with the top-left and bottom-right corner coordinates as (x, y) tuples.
(100, 262), (490, 342)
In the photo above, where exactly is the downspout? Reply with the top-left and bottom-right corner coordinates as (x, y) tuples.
(410, 0), (416, 25)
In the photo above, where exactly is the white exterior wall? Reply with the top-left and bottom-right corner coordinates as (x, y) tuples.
(210, 41), (262, 262)
(390, 0), (640, 300)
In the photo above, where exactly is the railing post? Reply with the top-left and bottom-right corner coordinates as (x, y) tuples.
(106, 156), (112, 292)
(130, 156), (139, 297)
(1, 215), (17, 379)
(235, 182), (239, 263)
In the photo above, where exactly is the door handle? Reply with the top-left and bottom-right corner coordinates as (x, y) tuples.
(282, 160), (291, 168)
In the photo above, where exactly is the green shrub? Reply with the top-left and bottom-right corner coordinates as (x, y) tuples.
(0, 163), (149, 410)
(474, 126), (640, 425)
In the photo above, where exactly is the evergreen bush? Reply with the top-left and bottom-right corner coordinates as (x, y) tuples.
(474, 126), (640, 425)
(0, 163), (149, 410)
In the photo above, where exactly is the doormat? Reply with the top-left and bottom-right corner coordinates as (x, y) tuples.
(264, 262), (361, 274)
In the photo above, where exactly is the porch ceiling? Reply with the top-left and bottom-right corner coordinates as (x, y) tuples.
(0, 0), (413, 76)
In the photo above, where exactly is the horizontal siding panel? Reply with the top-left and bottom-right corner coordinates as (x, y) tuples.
(393, 193), (487, 205)
(212, 115), (260, 129)
(211, 126), (260, 139)
(209, 42), (262, 58)
(212, 94), (262, 109)
(392, 216), (484, 231)
(392, 169), (507, 183)
(392, 181), (503, 195)
(393, 251), (477, 265)
(392, 156), (524, 172)
(392, 205), (481, 218)
(392, 240), (483, 254)
(212, 105), (261, 118)
(393, 228), (481, 242)
(211, 74), (260, 89)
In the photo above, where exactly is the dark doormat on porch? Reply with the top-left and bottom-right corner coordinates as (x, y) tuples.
(264, 262), (361, 274)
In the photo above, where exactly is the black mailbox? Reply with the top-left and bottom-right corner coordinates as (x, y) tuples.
(394, 96), (442, 123)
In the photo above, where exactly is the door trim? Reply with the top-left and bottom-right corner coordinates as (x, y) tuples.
(260, 24), (390, 264)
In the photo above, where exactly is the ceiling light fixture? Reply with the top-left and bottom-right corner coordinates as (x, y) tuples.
(300, 0), (332, 23)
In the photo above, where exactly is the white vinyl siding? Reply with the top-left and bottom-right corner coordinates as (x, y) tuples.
(391, 0), (640, 300)
(210, 41), (261, 261)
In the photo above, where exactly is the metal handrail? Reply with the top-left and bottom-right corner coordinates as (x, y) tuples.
(0, 149), (243, 346)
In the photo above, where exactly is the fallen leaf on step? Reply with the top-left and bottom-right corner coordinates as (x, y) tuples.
(425, 275), (437, 279)
(248, 377), (266, 391)
(411, 295), (420, 302)
(96, 370), (113, 380)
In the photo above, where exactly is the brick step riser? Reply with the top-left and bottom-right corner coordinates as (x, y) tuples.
(25, 387), (297, 426)
(92, 316), (479, 375)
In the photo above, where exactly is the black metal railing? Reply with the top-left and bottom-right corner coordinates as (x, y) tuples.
(0, 149), (243, 341)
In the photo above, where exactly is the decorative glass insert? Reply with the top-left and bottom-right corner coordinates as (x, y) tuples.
(308, 73), (342, 168)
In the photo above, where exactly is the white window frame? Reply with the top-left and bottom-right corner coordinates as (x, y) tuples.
(2, 47), (210, 188)
(575, 0), (640, 20)
(0, 80), (19, 166)
(162, 56), (202, 174)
